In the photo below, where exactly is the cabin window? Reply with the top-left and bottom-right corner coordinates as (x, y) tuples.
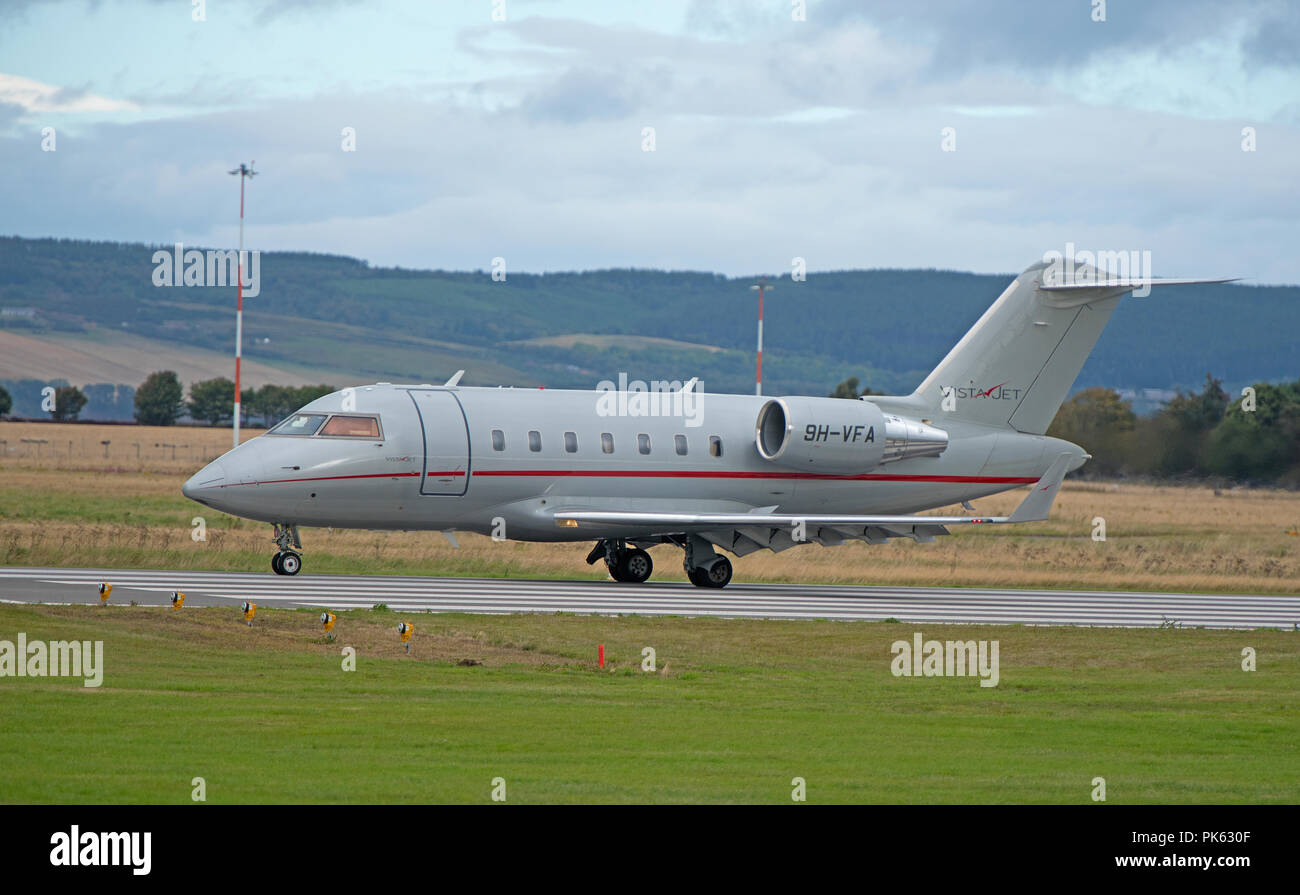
(319, 414), (382, 438)
(268, 413), (328, 436)
(601, 432), (615, 454)
(491, 429), (505, 451)
(674, 434), (688, 456)
(528, 430), (542, 452)
(709, 435), (723, 457)
(637, 433), (651, 455)
(564, 431), (578, 453)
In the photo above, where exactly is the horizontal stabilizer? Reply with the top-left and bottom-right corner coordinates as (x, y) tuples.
(1038, 277), (1238, 291)
(1006, 452), (1072, 523)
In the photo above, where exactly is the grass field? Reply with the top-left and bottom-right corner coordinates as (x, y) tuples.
(2, 421), (1299, 593)
(0, 602), (1296, 803)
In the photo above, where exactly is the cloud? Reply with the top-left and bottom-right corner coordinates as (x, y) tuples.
(0, 2), (1296, 284)
(0, 73), (138, 114)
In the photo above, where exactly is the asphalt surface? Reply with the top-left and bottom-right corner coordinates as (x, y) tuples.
(1, 566), (1297, 628)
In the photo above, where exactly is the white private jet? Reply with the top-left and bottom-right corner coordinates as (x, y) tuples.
(183, 259), (1233, 587)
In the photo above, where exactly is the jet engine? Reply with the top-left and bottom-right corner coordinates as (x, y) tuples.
(754, 396), (948, 473)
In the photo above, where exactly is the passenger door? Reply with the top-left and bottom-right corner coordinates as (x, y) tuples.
(408, 390), (470, 496)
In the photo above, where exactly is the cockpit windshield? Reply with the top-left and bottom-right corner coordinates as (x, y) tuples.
(268, 413), (328, 436)
(320, 415), (382, 438)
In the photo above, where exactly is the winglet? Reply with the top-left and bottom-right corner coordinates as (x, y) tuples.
(444, 370), (465, 387)
(1007, 452), (1072, 523)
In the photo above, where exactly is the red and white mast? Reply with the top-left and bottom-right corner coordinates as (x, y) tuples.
(749, 278), (772, 396)
(228, 162), (257, 447)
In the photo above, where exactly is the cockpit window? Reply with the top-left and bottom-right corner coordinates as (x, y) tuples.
(320, 415), (382, 438)
(269, 413), (327, 436)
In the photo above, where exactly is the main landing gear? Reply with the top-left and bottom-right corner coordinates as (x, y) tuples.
(586, 540), (654, 583)
(682, 533), (732, 589)
(586, 535), (734, 588)
(271, 523), (303, 576)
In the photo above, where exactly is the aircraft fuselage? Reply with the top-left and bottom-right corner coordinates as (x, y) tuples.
(183, 384), (1081, 541)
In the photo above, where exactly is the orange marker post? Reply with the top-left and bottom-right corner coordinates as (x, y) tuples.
(598, 644), (605, 668)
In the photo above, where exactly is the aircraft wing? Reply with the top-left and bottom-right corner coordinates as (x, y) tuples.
(554, 453), (1072, 550)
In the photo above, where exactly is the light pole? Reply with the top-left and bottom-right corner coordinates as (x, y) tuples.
(749, 279), (773, 396)
(228, 161), (257, 447)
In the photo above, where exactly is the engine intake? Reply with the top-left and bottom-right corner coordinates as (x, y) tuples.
(755, 396), (947, 473)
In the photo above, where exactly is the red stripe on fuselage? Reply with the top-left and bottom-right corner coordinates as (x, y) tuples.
(470, 469), (1038, 483)
(215, 471), (426, 488)
(211, 469), (1037, 488)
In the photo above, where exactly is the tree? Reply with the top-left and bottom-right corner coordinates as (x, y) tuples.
(1047, 388), (1136, 477)
(1165, 373), (1230, 433)
(134, 371), (185, 426)
(0, 385), (10, 418)
(50, 386), (88, 421)
(1205, 380), (1300, 482)
(293, 383), (335, 409)
(828, 376), (881, 399)
(1148, 373), (1230, 477)
(247, 385), (297, 427)
(188, 377), (235, 426)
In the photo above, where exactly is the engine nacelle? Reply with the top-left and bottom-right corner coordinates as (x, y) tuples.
(755, 396), (947, 473)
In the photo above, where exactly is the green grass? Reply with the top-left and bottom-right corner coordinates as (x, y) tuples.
(1, 603), (1297, 803)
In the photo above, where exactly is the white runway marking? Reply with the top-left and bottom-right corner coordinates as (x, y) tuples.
(1, 567), (1297, 628)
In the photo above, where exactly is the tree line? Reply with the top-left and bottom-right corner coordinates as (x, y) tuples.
(1047, 375), (1300, 485)
(0, 374), (334, 428)
(828, 373), (1300, 485)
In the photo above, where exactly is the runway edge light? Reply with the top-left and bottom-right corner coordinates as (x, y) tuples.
(98, 583), (112, 605)
(398, 622), (413, 654)
(242, 601), (256, 626)
(170, 592), (185, 610)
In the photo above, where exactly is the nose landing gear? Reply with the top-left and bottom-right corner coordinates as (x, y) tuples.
(271, 523), (303, 576)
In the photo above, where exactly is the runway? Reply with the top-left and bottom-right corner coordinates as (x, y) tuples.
(0, 566), (1297, 628)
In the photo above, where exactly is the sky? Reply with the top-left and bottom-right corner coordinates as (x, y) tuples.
(1, 0), (1297, 282)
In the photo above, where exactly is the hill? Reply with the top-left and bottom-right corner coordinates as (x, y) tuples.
(1, 236), (1295, 401)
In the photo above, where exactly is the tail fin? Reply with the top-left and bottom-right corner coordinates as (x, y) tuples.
(912, 259), (1236, 435)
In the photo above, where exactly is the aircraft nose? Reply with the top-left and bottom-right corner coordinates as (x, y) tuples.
(182, 459), (226, 504)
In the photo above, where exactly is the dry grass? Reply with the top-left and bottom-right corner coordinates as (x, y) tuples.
(0, 420), (265, 473)
(2, 422), (1298, 593)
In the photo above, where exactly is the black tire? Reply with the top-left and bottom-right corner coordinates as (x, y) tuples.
(616, 548), (653, 584)
(689, 557), (732, 589)
(280, 551), (302, 576)
(606, 557), (626, 582)
(703, 556), (732, 588)
(271, 552), (284, 575)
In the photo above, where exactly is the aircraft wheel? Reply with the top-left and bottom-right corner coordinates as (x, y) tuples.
(689, 557), (732, 589)
(279, 551), (302, 576)
(617, 548), (653, 584)
(271, 553), (284, 575)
